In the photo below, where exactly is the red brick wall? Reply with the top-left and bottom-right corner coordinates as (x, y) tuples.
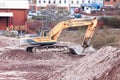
(0, 9), (27, 25)
(11, 10), (27, 26)
(104, 0), (120, 6)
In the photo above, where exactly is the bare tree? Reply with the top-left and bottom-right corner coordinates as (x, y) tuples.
(115, 2), (120, 8)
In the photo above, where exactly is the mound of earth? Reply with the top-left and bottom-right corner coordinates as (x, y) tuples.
(47, 46), (120, 80)
(0, 49), (83, 61)
(0, 34), (119, 80)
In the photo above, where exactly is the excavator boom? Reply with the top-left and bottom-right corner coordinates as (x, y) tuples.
(48, 18), (93, 41)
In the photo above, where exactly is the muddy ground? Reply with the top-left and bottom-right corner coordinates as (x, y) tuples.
(0, 29), (120, 80)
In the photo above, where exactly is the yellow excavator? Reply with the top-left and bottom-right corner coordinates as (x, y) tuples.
(25, 17), (97, 54)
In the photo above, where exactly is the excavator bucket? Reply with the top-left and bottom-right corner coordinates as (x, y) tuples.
(69, 45), (96, 55)
(69, 46), (85, 55)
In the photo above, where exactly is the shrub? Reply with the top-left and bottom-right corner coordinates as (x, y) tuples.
(100, 17), (120, 28)
(32, 15), (49, 20)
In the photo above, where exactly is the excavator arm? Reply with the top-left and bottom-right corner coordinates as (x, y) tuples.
(48, 17), (97, 46)
(82, 17), (97, 48)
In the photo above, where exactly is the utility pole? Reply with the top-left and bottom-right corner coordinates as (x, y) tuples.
(68, 0), (70, 12)
(103, 0), (104, 6)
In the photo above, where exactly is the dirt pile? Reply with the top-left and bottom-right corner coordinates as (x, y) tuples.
(0, 50), (35, 61)
(0, 36), (119, 80)
(0, 36), (19, 46)
(0, 36), (20, 52)
(0, 50), (83, 80)
(47, 46), (120, 80)
(0, 50), (82, 61)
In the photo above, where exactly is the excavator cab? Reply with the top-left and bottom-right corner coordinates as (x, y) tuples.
(37, 30), (49, 37)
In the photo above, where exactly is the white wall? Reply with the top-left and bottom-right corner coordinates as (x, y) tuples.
(0, 0), (29, 9)
(36, 0), (103, 8)
(37, 0), (69, 7)
(69, 0), (82, 7)
(35, 0), (103, 14)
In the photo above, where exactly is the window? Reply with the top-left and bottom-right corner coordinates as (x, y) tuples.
(39, 0), (41, 3)
(29, 0), (33, 3)
(59, 0), (61, 4)
(105, 0), (110, 2)
(71, 1), (73, 4)
(44, 30), (49, 37)
(88, 0), (90, 3)
(54, 0), (56, 4)
(49, 0), (51, 4)
(77, 1), (79, 4)
(43, 0), (46, 3)
(64, 0), (66, 3)
(82, 0), (84, 3)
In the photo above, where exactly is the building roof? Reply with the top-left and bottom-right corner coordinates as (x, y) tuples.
(0, 0), (29, 9)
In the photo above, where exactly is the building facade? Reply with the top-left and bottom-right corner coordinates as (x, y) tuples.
(29, 0), (104, 12)
(29, 0), (37, 11)
(80, 0), (103, 13)
(0, 0), (29, 30)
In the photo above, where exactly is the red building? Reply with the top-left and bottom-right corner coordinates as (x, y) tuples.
(104, 0), (120, 7)
(0, 0), (29, 30)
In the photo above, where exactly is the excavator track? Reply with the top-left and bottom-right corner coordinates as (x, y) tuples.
(26, 45), (70, 54)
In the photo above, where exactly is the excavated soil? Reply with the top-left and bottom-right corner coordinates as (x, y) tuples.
(0, 36), (119, 80)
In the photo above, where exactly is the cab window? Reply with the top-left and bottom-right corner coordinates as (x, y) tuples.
(44, 30), (49, 37)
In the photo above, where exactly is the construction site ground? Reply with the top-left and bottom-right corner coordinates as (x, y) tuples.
(0, 29), (119, 80)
